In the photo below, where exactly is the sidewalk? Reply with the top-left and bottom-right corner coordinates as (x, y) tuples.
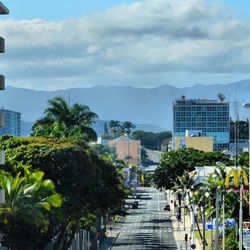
(167, 191), (201, 250)
(99, 216), (125, 250)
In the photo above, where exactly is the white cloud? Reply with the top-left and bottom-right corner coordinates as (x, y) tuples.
(1, 0), (250, 90)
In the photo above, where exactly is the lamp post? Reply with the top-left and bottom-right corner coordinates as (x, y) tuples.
(243, 103), (250, 215)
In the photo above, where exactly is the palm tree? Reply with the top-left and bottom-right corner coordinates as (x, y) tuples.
(122, 121), (136, 135)
(0, 169), (62, 250)
(109, 120), (121, 137)
(32, 96), (98, 141)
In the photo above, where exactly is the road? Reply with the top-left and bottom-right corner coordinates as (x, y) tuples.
(111, 187), (177, 249)
(144, 149), (162, 163)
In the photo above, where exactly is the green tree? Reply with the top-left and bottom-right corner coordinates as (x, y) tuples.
(132, 130), (172, 150)
(154, 148), (231, 190)
(0, 169), (62, 250)
(104, 122), (109, 135)
(230, 119), (248, 141)
(0, 136), (124, 250)
(108, 120), (121, 137)
(31, 96), (98, 141)
(121, 121), (136, 135)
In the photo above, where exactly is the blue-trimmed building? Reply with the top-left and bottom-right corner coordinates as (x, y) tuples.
(0, 109), (21, 136)
(173, 96), (229, 151)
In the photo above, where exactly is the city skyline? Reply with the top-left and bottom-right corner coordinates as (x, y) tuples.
(1, 0), (250, 90)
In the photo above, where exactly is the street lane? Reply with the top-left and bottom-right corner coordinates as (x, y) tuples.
(112, 187), (177, 249)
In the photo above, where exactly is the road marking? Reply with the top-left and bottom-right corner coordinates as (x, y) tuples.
(127, 211), (140, 248)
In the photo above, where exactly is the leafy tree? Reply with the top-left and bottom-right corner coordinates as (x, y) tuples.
(132, 130), (172, 150)
(230, 119), (248, 141)
(121, 121), (136, 135)
(0, 169), (62, 250)
(31, 96), (98, 141)
(103, 122), (109, 135)
(108, 120), (121, 137)
(0, 136), (125, 250)
(153, 148), (231, 190)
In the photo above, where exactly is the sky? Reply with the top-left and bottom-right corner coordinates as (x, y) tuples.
(1, 0), (250, 90)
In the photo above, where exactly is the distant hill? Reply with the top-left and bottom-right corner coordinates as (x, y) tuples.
(2, 80), (250, 134)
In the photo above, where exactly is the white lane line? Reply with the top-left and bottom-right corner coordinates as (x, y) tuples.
(128, 213), (140, 248)
(143, 188), (151, 250)
(158, 190), (162, 250)
(158, 189), (160, 212)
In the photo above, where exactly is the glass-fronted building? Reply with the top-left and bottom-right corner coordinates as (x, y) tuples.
(173, 96), (229, 151)
(0, 109), (21, 136)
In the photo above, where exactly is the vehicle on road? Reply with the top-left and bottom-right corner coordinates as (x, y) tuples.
(131, 202), (139, 209)
(164, 204), (171, 211)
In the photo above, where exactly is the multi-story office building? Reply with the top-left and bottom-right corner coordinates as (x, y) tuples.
(0, 109), (21, 136)
(173, 96), (230, 151)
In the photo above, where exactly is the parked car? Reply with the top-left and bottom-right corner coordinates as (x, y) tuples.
(164, 204), (171, 211)
(132, 202), (139, 209)
(135, 194), (141, 199)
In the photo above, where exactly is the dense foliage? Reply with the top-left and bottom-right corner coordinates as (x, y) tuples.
(0, 135), (125, 250)
(153, 148), (232, 189)
(102, 120), (136, 139)
(0, 169), (62, 250)
(31, 96), (98, 141)
(230, 119), (249, 141)
(132, 130), (172, 150)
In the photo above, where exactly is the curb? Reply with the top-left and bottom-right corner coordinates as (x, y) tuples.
(109, 231), (120, 250)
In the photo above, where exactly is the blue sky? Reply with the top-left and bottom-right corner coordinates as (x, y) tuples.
(1, 0), (250, 90)
(3, 0), (136, 20)
(4, 0), (250, 21)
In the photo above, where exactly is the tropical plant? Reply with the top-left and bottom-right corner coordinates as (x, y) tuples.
(0, 168), (62, 250)
(31, 96), (98, 141)
(121, 121), (136, 135)
(132, 130), (172, 150)
(108, 120), (121, 135)
(153, 148), (232, 190)
(0, 136), (125, 250)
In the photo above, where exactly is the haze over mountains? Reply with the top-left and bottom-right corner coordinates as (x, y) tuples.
(1, 79), (250, 135)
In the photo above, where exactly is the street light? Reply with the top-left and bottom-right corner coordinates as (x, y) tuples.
(243, 103), (250, 215)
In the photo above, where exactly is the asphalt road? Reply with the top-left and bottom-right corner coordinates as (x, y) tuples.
(111, 187), (177, 249)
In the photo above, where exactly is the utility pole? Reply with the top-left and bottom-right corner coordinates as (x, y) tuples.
(239, 183), (243, 250)
(215, 188), (220, 250)
(203, 194), (206, 250)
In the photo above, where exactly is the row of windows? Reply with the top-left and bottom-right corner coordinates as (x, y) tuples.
(174, 122), (229, 127)
(214, 143), (229, 150)
(174, 111), (229, 116)
(174, 106), (228, 111)
(175, 128), (229, 132)
(175, 117), (229, 122)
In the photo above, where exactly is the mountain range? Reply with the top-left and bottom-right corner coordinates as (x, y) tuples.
(2, 79), (250, 136)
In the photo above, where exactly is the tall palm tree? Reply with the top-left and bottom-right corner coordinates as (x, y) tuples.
(32, 96), (98, 141)
(109, 120), (121, 137)
(122, 121), (136, 135)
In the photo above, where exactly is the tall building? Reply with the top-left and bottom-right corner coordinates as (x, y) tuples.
(0, 109), (21, 136)
(173, 96), (230, 151)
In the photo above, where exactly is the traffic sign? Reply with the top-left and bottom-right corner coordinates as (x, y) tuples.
(191, 244), (196, 249)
